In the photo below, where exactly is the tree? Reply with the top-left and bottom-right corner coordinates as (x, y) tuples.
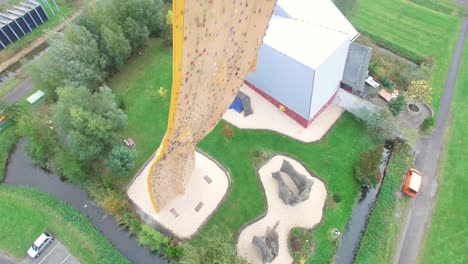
(141, 0), (165, 34)
(354, 145), (384, 187)
(405, 80), (433, 105)
(123, 17), (149, 50)
(166, 10), (173, 26)
(221, 123), (234, 140)
(388, 94), (406, 116)
(357, 108), (397, 142)
(0, 100), (23, 121)
(179, 225), (248, 264)
(28, 24), (103, 91)
(100, 24), (131, 69)
(108, 145), (136, 174)
(53, 86), (127, 161)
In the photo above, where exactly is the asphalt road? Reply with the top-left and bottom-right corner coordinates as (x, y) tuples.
(1, 79), (34, 105)
(395, 16), (468, 264)
(5, 139), (168, 264)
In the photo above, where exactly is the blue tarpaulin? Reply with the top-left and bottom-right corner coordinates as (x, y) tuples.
(229, 96), (244, 113)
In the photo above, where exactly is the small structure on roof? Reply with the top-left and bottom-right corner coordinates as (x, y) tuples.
(341, 42), (373, 92)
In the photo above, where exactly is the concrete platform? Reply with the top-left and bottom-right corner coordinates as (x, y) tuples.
(223, 84), (343, 143)
(237, 155), (327, 264)
(127, 151), (230, 239)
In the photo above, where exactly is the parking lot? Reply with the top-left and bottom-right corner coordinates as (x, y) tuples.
(19, 240), (80, 264)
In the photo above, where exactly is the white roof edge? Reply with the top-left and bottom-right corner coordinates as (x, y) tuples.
(263, 15), (350, 69)
(275, 0), (359, 41)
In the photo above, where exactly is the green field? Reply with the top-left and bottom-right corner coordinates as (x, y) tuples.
(0, 186), (129, 263)
(421, 42), (468, 264)
(351, 0), (462, 112)
(109, 38), (375, 263)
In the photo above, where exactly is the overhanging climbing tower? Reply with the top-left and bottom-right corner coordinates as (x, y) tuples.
(147, 0), (277, 212)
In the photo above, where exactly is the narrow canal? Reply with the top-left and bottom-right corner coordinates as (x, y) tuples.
(334, 145), (392, 264)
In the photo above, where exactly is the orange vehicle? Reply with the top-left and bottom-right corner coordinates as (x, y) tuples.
(0, 114), (7, 124)
(402, 168), (422, 197)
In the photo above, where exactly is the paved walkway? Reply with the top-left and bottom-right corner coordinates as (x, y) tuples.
(1, 79), (34, 105)
(394, 16), (468, 264)
(223, 84), (343, 143)
(4, 138), (168, 264)
(128, 150), (229, 239)
(237, 155), (326, 264)
(0, 253), (15, 264)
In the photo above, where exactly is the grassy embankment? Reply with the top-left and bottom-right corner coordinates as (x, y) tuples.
(0, 186), (129, 263)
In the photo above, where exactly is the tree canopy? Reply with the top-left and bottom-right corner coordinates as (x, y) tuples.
(28, 24), (103, 91)
(53, 86), (127, 161)
(108, 145), (136, 174)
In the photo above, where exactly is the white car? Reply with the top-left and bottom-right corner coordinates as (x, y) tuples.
(27, 232), (54, 258)
(365, 76), (380, 88)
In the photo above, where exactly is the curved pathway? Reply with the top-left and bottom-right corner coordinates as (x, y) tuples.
(4, 138), (168, 264)
(395, 16), (468, 264)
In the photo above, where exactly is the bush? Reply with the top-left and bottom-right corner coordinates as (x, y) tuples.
(222, 123), (234, 140)
(420, 117), (435, 133)
(53, 149), (89, 183)
(381, 78), (395, 90)
(357, 108), (397, 142)
(333, 193), (343, 203)
(108, 145), (136, 174)
(166, 244), (183, 261)
(388, 94), (406, 116)
(117, 212), (142, 237)
(102, 190), (129, 216)
(179, 225), (247, 264)
(405, 80), (433, 105)
(354, 145), (384, 187)
(138, 225), (169, 253)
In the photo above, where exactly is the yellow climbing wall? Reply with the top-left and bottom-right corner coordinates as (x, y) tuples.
(148, 0), (277, 211)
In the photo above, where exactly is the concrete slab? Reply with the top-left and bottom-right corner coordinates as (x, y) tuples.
(128, 150), (230, 239)
(223, 84), (343, 143)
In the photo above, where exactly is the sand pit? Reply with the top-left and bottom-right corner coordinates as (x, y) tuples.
(223, 84), (343, 142)
(127, 150), (229, 239)
(237, 155), (327, 264)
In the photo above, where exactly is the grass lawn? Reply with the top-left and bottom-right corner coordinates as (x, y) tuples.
(352, 0), (462, 112)
(0, 186), (129, 263)
(109, 38), (376, 263)
(421, 42), (468, 264)
(0, 0), (74, 62)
